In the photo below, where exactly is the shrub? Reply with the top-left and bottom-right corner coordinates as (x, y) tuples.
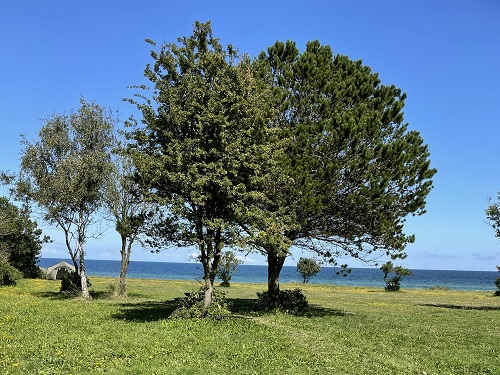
(0, 249), (23, 286)
(170, 288), (231, 320)
(0, 259), (23, 286)
(60, 271), (91, 296)
(256, 289), (308, 313)
(380, 261), (412, 292)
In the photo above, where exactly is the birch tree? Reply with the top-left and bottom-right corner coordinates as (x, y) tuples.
(16, 99), (114, 299)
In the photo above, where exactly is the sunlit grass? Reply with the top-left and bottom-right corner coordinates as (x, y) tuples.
(0, 278), (498, 374)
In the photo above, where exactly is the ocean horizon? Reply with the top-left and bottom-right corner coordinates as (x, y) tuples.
(38, 258), (499, 292)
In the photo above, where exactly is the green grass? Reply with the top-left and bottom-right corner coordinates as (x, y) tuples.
(1, 278), (499, 374)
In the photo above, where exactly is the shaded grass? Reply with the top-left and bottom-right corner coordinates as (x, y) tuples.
(0, 277), (499, 374)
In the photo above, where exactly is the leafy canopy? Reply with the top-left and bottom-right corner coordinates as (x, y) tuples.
(296, 257), (322, 284)
(486, 193), (500, 239)
(252, 39), (436, 265)
(126, 21), (270, 305)
(15, 98), (115, 299)
(0, 197), (48, 279)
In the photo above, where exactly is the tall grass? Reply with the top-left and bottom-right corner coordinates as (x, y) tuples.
(0, 278), (498, 374)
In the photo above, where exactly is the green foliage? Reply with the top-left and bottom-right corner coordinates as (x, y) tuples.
(126, 21), (270, 301)
(380, 261), (412, 291)
(104, 142), (152, 297)
(486, 194), (500, 238)
(0, 249), (23, 286)
(170, 288), (231, 319)
(60, 271), (91, 296)
(16, 98), (115, 299)
(296, 257), (322, 283)
(0, 197), (48, 278)
(249, 39), (436, 295)
(256, 288), (309, 313)
(217, 251), (243, 287)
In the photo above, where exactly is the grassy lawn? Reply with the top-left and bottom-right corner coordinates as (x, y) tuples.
(0, 278), (499, 374)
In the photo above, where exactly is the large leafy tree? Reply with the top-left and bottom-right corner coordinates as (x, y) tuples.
(250, 40), (436, 299)
(126, 21), (269, 307)
(0, 197), (49, 278)
(15, 99), (115, 299)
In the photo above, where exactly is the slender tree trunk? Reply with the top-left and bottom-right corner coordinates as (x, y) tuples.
(63, 228), (79, 274)
(77, 219), (91, 300)
(267, 246), (286, 302)
(118, 234), (131, 297)
(78, 242), (91, 300)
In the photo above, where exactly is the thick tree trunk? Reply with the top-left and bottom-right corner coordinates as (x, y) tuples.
(267, 247), (286, 301)
(118, 235), (131, 297)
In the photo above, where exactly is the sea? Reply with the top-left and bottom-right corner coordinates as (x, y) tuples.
(38, 258), (499, 291)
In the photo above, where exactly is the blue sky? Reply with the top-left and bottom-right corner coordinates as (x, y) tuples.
(1, 1), (499, 271)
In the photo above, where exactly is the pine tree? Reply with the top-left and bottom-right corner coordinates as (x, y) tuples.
(250, 40), (436, 300)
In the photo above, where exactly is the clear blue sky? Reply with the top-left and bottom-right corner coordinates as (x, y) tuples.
(1, 1), (499, 271)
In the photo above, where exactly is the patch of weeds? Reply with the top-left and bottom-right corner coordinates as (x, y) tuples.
(428, 286), (451, 290)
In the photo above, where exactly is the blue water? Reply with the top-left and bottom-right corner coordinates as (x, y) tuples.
(38, 258), (499, 291)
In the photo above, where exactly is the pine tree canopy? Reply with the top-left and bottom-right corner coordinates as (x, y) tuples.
(251, 39), (436, 265)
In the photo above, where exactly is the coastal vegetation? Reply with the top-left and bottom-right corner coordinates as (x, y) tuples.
(125, 20), (436, 309)
(1, 20), (436, 310)
(380, 261), (413, 291)
(14, 99), (115, 299)
(296, 257), (322, 284)
(0, 278), (498, 374)
(0, 197), (48, 285)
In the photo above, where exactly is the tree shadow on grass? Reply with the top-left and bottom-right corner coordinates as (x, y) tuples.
(306, 304), (354, 317)
(35, 291), (66, 300)
(112, 300), (179, 322)
(34, 290), (112, 300)
(227, 298), (351, 318)
(420, 303), (500, 311)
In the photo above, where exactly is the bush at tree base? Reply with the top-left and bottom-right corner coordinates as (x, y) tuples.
(256, 289), (308, 313)
(60, 272), (91, 296)
(170, 288), (231, 320)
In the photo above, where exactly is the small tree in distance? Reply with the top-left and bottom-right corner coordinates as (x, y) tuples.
(217, 251), (243, 287)
(297, 257), (322, 284)
(380, 261), (412, 291)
